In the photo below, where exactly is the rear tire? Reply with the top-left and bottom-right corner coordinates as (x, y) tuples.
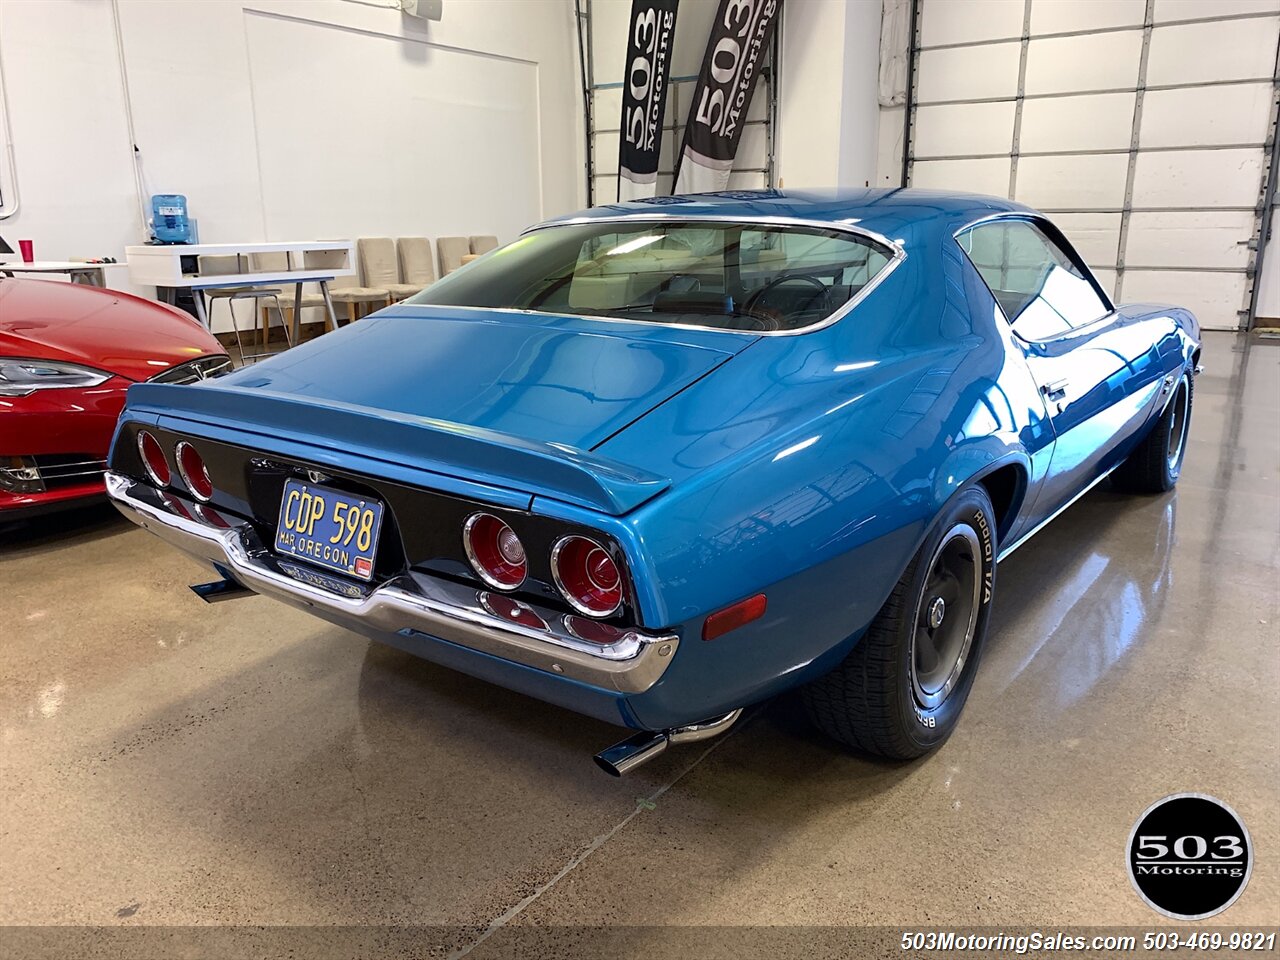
(801, 486), (997, 760)
(1113, 371), (1193, 494)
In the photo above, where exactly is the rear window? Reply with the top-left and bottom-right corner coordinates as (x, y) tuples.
(407, 220), (897, 333)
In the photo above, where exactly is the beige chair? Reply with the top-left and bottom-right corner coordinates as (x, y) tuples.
(197, 254), (291, 363)
(358, 238), (421, 302)
(470, 235), (499, 256)
(437, 236), (471, 276)
(397, 237), (436, 292)
(250, 252), (328, 344)
(324, 243), (389, 323)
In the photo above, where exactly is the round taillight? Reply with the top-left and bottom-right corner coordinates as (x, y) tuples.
(552, 536), (623, 618)
(137, 430), (170, 486)
(463, 513), (527, 590)
(175, 441), (213, 502)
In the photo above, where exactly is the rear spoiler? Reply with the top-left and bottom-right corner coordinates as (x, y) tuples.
(120, 383), (670, 515)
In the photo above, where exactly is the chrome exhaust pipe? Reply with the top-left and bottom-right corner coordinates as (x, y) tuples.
(190, 577), (255, 603)
(593, 708), (743, 777)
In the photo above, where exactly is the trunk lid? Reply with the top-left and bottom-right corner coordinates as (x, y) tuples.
(216, 305), (757, 451)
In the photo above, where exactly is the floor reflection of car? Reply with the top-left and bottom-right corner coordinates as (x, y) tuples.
(1, 278), (229, 518)
(100, 189), (1203, 775)
(992, 496), (1176, 708)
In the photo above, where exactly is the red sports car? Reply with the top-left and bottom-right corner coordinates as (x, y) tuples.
(1, 277), (229, 517)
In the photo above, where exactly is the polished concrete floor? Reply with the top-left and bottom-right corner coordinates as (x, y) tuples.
(1, 331), (1276, 955)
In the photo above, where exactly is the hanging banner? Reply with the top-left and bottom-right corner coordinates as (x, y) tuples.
(617, 0), (680, 201)
(672, 0), (780, 194)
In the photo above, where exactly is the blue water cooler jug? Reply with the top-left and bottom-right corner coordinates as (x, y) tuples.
(151, 194), (192, 244)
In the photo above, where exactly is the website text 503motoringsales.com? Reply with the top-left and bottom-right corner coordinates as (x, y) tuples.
(901, 931), (1278, 953)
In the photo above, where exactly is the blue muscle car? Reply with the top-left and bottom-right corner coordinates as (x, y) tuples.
(105, 190), (1200, 774)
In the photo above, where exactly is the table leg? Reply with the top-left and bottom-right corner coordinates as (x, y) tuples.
(292, 282), (303, 345)
(193, 288), (210, 328)
(319, 280), (338, 333)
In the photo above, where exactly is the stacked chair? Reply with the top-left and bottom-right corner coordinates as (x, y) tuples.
(397, 237), (436, 292)
(437, 236), (472, 276)
(358, 238), (424, 303)
(325, 263), (390, 324)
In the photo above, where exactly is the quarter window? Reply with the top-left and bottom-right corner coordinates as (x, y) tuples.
(957, 219), (1109, 339)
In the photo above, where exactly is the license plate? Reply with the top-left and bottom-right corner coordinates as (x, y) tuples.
(274, 479), (384, 581)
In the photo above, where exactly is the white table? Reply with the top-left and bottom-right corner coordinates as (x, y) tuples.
(125, 241), (357, 342)
(0, 260), (108, 286)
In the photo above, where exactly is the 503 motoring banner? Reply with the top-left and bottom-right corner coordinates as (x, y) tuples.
(617, 0), (680, 201)
(672, 0), (780, 194)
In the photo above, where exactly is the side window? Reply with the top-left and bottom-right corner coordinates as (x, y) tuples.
(958, 220), (1109, 339)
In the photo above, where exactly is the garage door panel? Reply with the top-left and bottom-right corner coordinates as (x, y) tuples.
(1154, 0), (1280, 20)
(737, 123), (768, 169)
(1019, 92), (1137, 152)
(594, 131), (620, 175)
(911, 158), (1012, 195)
(1140, 83), (1273, 149)
(920, 0), (1024, 47)
(1052, 212), (1123, 269)
(1031, 0), (1146, 33)
(1131, 148), (1263, 207)
(1092, 267), (1118, 299)
(1024, 32), (1143, 95)
(913, 102), (1016, 157)
(727, 170), (768, 190)
(1125, 211), (1256, 269)
(1121, 269), (1244, 329)
(917, 42), (1020, 103)
(593, 88), (622, 127)
(1015, 154), (1130, 209)
(1146, 18), (1280, 85)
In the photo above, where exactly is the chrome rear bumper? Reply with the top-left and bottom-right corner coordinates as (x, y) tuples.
(104, 472), (677, 693)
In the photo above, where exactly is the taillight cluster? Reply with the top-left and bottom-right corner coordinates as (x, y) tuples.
(463, 513), (625, 619)
(136, 430), (214, 503)
(551, 535), (623, 617)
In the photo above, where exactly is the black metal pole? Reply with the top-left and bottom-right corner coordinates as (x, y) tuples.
(900, 0), (920, 189)
(574, 0), (595, 208)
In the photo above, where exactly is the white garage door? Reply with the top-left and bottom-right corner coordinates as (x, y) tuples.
(905, 0), (1280, 330)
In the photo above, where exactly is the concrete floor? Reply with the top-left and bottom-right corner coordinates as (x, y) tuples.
(2, 331), (1276, 956)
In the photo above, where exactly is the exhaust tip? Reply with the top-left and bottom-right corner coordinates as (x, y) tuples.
(592, 754), (625, 778)
(189, 577), (254, 604)
(593, 730), (669, 777)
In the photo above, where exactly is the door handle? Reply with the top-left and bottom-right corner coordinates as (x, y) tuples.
(1041, 379), (1069, 402)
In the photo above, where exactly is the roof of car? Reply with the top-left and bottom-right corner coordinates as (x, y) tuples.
(535, 188), (1038, 249)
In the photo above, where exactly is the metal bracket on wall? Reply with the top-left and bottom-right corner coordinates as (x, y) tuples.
(1007, 0), (1033, 198)
(1243, 32), (1280, 330)
(1113, 0), (1156, 305)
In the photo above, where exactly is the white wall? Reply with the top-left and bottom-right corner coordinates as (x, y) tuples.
(0, 0), (584, 325)
(778, 0), (882, 189)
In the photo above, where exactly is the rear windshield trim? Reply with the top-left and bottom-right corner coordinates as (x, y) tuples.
(500, 214), (907, 338)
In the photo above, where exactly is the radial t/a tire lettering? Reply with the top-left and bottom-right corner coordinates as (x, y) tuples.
(802, 485), (998, 760)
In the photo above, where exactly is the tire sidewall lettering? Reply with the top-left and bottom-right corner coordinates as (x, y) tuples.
(907, 490), (997, 738)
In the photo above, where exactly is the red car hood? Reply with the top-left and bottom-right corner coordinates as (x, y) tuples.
(0, 277), (225, 382)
